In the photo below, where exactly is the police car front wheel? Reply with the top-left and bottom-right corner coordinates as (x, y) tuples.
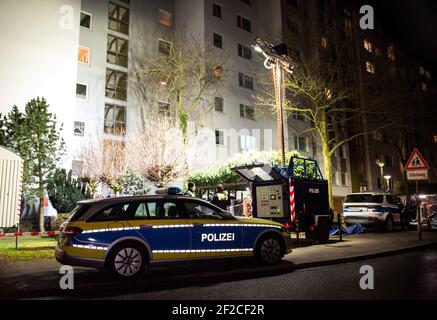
(107, 243), (147, 278)
(255, 235), (283, 265)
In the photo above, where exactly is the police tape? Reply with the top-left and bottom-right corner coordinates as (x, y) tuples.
(0, 231), (60, 238)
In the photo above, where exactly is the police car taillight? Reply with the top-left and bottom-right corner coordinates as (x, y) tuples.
(63, 227), (83, 237)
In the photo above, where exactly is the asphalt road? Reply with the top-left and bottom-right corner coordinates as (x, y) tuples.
(109, 248), (437, 300)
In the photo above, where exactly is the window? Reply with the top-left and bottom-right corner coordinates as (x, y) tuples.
(365, 61), (376, 74)
(373, 130), (383, 141)
(213, 33), (223, 48)
(91, 203), (132, 221)
(363, 39), (373, 53)
(387, 44), (395, 61)
(141, 201), (181, 219)
(76, 83), (88, 100)
(238, 72), (254, 90)
(158, 101), (170, 116)
(74, 121), (85, 137)
(107, 35), (128, 67)
(104, 104), (126, 135)
(240, 104), (255, 120)
(238, 43), (252, 60)
(214, 97), (224, 112)
(215, 130), (224, 145)
(158, 39), (171, 55)
(321, 36), (328, 49)
(213, 3), (222, 18)
(237, 15), (251, 32)
(184, 201), (223, 220)
(375, 47), (382, 57)
(108, 2), (129, 35)
(240, 135), (256, 151)
(158, 9), (172, 27)
(80, 12), (92, 29)
(421, 83), (428, 92)
(78, 46), (90, 65)
(106, 69), (128, 100)
(294, 136), (307, 152)
(341, 173), (347, 186)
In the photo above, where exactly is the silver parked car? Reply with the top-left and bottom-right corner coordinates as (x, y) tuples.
(343, 192), (404, 232)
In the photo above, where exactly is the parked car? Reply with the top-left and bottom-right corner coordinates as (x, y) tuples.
(343, 192), (406, 232)
(56, 194), (292, 278)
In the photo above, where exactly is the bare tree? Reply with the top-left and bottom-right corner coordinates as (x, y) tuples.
(257, 16), (392, 208)
(78, 137), (127, 197)
(126, 116), (187, 188)
(133, 33), (225, 141)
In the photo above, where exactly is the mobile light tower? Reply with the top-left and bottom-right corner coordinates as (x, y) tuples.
(376, 159), (385, 191)
(253, 37), (297, 166)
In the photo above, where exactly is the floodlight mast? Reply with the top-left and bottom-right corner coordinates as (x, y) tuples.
(253, 37), (297, 166)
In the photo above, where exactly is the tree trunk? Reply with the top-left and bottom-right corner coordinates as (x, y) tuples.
(39, 182), (45, 233)
(322, 140), (334, 210)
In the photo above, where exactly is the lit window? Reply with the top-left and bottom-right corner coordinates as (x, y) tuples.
(104, 104), (126, 135)
(107, 35), (128, 67)
(74, 121), (85, 137)
(108, 2), (129, 35)
(238, 43), (252, 60)
(158, 39), (171, 55)
(363, 39), (373, 53)
(294, 136), (307, 152)
(214, 97), (224, 112)
(80, 12), (92, 29)
(213, 33), (223, 48)
(238, 73), (254, 90)
(105, 69), (128, 101)
(421, 83), (428, 92)
(237, 15), (251, 32)
(365, 61), (376, 74)
(321, 36), (328, 48)
(344, 18), (352, 31)
(76, 83), (88, 100)
(158, 101), (170, 116)
(373, 131), (383, 141)
(433, 135), (437, 144)
(215, 130), (224, 145)
(159, 9), (172, 27)
(425, 71), (432, 80)
(240, 104), (255, 120)
(213, 66), (224, 79)
(325, 88), (332, 100)
(78, 47), (90, 65)
(213, 3), (222, 18)
(387, 44), (395, 61)
(240, 135), (256, 151)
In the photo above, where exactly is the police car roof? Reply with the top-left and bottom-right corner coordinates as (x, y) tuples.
(78, 195), (196, 205)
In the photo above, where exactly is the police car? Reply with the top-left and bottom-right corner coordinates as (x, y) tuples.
(56, 195), (292, 278)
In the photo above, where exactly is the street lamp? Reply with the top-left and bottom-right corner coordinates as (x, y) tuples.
(384, 175), (392, 192)
(376, 159), (385, 191)
(253, 37), (297, 166)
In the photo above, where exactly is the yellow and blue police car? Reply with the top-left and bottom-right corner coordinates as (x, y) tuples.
(56, 194), (292, 278)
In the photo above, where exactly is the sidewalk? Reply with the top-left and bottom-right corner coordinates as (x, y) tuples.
(287, 230), (437, 268)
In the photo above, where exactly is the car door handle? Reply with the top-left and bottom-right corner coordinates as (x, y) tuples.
(193, 223), (204, 227)
(139, 224), (153, 230)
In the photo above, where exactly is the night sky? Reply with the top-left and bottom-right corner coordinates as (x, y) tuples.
(364, 0), (437, 76)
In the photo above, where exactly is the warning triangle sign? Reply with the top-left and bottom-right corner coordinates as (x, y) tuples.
(405, 148), (430, 170)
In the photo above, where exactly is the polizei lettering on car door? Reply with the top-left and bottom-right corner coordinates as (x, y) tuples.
(201, 233), (235, 242)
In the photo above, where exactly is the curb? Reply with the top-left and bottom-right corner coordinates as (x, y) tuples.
(292, 241), (437, 270)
